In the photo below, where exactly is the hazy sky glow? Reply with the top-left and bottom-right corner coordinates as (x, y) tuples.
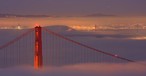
(0, 0), (146, 16)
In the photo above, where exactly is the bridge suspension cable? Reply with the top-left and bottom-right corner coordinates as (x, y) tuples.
(0, 29), (34, 50)
(43, 28), (136, 63)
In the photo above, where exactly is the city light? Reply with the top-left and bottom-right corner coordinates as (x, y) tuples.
(69, 24), (146, 31)
(17, 25), (21, 30)
(131, 37), (146, 40)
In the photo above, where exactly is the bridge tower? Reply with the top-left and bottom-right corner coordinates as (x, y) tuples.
(34, 26), (43, 69)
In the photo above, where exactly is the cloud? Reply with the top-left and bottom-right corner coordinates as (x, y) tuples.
(0, 63), (146, 76)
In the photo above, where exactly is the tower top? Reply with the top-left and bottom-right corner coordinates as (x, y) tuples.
(35, 24), (41, 27)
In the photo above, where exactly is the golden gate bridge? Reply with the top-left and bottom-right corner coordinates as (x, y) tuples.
(0, 25), (145, 69)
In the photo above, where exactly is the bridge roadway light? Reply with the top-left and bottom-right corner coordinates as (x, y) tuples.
(114, 54), (118, 57)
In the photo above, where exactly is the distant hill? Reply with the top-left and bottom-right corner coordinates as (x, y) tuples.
(0, 13), (116, 18)
(0, 14), (50, 18)
(84, 13), (116, 17)
(44, 25), (76, 32)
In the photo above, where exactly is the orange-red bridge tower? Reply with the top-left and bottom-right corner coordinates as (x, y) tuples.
(34, 26), (43, 69)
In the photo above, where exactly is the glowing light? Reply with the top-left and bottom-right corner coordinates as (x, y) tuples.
(34, 56), (39, 69)
(114, 54), (118, 57)
(35, 24), (40, 27)
(131, 37), (146, 40)
(17, 25), (21, 30)
(70, 25), (96, 31)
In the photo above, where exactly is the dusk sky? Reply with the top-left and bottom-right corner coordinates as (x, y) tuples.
(0, 0), (146, 16)
(0, 1), (146, 76)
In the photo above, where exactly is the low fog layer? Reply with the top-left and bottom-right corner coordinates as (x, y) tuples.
(0, 63), (146, 76)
